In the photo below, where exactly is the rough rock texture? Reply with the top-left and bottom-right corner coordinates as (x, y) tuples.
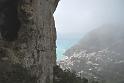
(0, 0), (59, 83)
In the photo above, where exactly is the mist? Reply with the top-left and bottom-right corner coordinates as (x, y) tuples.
(54, 0), (124, 60)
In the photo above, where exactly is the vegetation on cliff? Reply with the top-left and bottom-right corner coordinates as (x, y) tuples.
(53, 65), (99, 83)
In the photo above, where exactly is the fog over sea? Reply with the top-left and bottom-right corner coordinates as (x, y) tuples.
(54, 0), (124, 61)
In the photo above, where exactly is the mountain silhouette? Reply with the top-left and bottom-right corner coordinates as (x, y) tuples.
(59, 24), (124, 83)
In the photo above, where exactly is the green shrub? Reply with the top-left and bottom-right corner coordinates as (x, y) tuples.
(53, 65), (88, 83)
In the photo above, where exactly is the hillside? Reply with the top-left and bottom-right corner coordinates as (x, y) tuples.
(59, 25), (124, 83)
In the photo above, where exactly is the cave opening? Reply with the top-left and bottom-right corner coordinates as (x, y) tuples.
(0, 0), (21, 41)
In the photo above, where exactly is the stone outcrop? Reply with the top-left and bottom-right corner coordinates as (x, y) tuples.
(0, 0), (59, 83)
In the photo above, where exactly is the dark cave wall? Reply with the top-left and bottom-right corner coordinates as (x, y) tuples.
(0, 0), (59, 83)
(0, 0), (20, 41)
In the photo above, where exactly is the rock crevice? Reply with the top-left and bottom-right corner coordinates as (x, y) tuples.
(0, 0), (59, 83)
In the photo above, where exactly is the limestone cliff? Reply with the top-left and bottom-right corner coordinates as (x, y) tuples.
(0, 0), (59, 83)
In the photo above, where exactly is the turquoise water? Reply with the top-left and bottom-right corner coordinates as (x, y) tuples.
(56, 39), (78, 61)
(56, 32), (86, 61)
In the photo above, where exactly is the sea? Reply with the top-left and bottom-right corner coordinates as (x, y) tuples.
(56, 39), (79, 61)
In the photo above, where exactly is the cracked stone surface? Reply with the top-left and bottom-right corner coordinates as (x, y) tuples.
(0, 0), (59, 83)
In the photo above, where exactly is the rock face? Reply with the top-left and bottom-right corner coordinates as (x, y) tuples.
(59, 25), (124, 83)
(0, 0), (59, 83)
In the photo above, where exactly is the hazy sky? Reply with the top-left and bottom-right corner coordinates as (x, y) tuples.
(54, 0), (124, 60)
(54, 0), (124, 39)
